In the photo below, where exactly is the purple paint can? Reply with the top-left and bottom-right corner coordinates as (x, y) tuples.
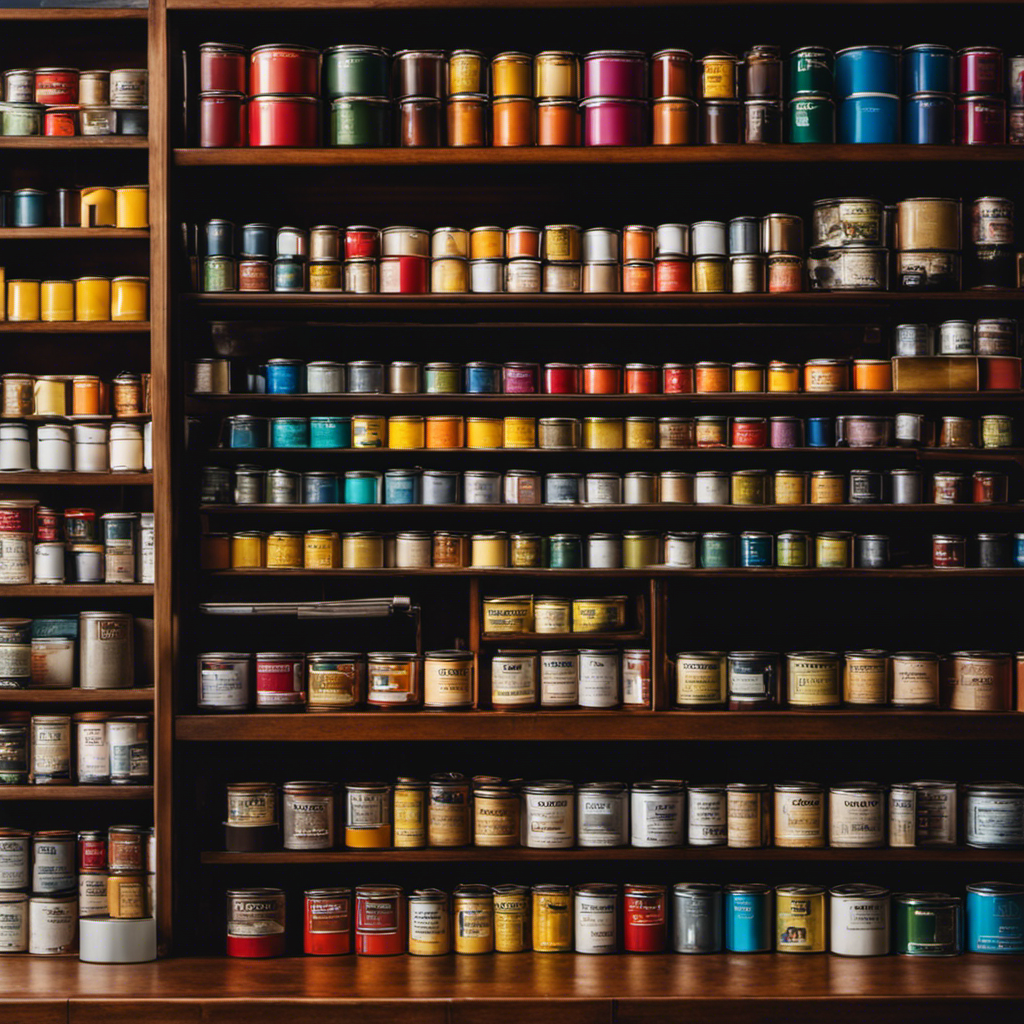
(581, 97), (648, 145)
(583, 50), (648, 99)
(770, 416), (804, 448)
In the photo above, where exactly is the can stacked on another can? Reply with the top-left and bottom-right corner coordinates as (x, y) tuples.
(903, 46), (955, 144)
(957, 47), (1006, 145)
(325, 46), (391, 147)
(835, 46), (899, 144)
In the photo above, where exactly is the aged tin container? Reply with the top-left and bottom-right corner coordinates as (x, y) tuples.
(894, 893), (962, 956)
(673, 883), (723, 953)
(776, 884), (825, 953)
(774, 781), (825, 848)
(829, 782), (885, 848)
(830, 884), (890, 956)
(964, 782), (1024, 848)
(727, 782), (770, 848)
(688, 784), (727, 845)
(532, 884), (572, 952)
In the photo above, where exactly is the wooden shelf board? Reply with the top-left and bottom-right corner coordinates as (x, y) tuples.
(174, 144), (1024, 167)
(166, 0), (1024, 10)
(0, 137), (147, 149)
(206, 568), (1024, 579)
(0, 688), (153, 704)
(175, 711), (1024, 743)
(0, 322), (150, 333)
(0, 785), (152, 801)
(0, 472), (153, 485)
(201, 847), (1024, 865)
(0, 228), (149, 240)
(0, 584), (153, 597)
(0, 8), (148, 20)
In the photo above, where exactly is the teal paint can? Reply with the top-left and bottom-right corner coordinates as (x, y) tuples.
(12, 188), (47, 227)
(967, 883), (1024, 954)
(894, 893), (963, 956)
(788, 95), (835, 143)
(549, 533), (582, 569)
(310, 416), (351, 448)
(725, 883), (772, 952)
(344, 471), (382, 504)
(701, 532), (735, 568)
(270, 417), (309, 449)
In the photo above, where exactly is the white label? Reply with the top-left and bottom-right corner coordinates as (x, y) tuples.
(688, 791), (727, 845)
(631, 791), (684, 847)
(577, 793), (626, 847)
(524, 793), (574, 849)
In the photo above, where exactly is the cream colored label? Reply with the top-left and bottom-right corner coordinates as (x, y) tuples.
(483, 602), (532, 634)
(32, 720), (69, 776)
(949, 660), (1003, 710)
(727, 791), (766, 848)
(283, 796), (332, 848)
(788, 659), (839, 705)
(393, 790), (425, 847)
(409, 902), (449, 954)
(524, 793), (573, 848)
(889, 789), (916, 847)
(424, 661), (472, 706)
(688, 790), (727, 845)
(775, 791), (824, 847)
(491, 659), (537, 705)
(535, 603), (570, 633)
(892, 660), (938, 705)
(474, 797), (519, 845)
(228, 789), (276, 827)
(494, 896), (528, 952)
(428, 792), (469, 846)
(844, 660), (888, 704)
(829, 791), (884, 847)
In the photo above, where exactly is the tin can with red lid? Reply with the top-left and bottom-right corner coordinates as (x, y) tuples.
(380, 255), (428, 293)
(663, 364), (694, 393)
(227, 888), (286, 957)
(250, 44), (318, 95)
(200, 91), (247, 147)
(544, 363), (581, 394)
(355, 884), (405, 955)
(958, 47), (1003, 95)
(305, 887), (353, 955)
(624, 883), (667, 952)
(345, 226), (379, 259)
(200, 43), (247, 93)
(249, 95), (317, 147)
(77, 830), (106, 872)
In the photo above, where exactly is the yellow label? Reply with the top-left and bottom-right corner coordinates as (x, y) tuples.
(844, 658), (888, 704)
(393, 788), (426, 847)
(776, 891), (825, 952)
(494, 893), (528, 952)
(788, 658), (839, 705)
(532, 892), (571, 951)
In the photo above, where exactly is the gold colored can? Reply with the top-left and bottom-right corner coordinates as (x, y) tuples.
(428, 774), (471, 847)
(431, 227), (470, 259)
(701, 54), (737, 98)
(810, 470), (844, 505)
(726, 782), (770, 848)
(532, 884), (571, 952)
(115, 185), (149, 229)
(767, 361), (800, 392)
(731, 469), (768, 506)
(7, 280), (41, 321)
(693, 256), (727, 292)
(309, 259), (343, 292)
(423, 650), (474, 709)
(352, 414), (386, 447)
(33, 376), (66, 416)
(304, 529), (340, 569)
(541, 224), (581, 262)
(470, 226), (505, 260)
(623, 530), (659, 568)
(981, 414), (1013, 448)
(466, 417), (503, 448)
(815, 531), (851, 567)
(493, 884), (530, 952)
(895, 197), (961, 251)
(675, 652), (726, 706)
(342, 531), (383, 568)
(454, 885), (495, 954)
(471, 531), (508, 567)
(430, 257), (469, 293)
(307, 652), (364, 711)
(776, 884), (826, 953)
(774, 470), (807, 505)
(786, 651), (840, 706)
(433, 531), (469, 567)
(572, 596), (627, 633)
(80, 186), (116, 226)
(843, 650), (889, 705)
(732, 362), (765, 392)
(492, 51), (532, 96)
(449, 49), (485, 93)
(803, 358), (848, 392)
(75, 276), (111, 321)
(111, 276), (148, 321)
(40, 281), (74, 321)
(266, 531), (303, 569)
(583, 417), (624, 449)
(230, 531), (266, 569)
(388, 415), (426, 449)
(773, 782), (825, 849)
(534, 51), (578, 98)
(473, 784), (520, 847)
(2, 374), (34, 417)
(502, 416), (536, 449)
(625, 416), (656, 449)
(482, 595), (533, 634)
(394, 779), (427, 848)
(534, 597), (571, 633)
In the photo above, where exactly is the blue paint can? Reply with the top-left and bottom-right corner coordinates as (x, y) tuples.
(241, 222), (275, 258)
(422, 469), (460, 504)
(1013, 532), (1024, 566)
(266, 358), (305, 394)
(204, 218), (235, 256)
(544, 472), (581, 504)
(834, 46), (899, 99)
(903, 92), (954, 144)
(903, 44), (954, 94)
(839, 93), (900, 143)
(385, 468), (422, 504)
(740, 531), (773, 567)
(725, 883), (772, 952)
(270, 416), (309, 448)
(226, 415), (268, 449)
(309, 416), (351, 448)
(967, 883), (1024, 954)
(12, 188), (47, 227)
(728, 217), (760, 255)
(465, 361), (501, 394)
(344, 470), (382, 504)
(806, 417), (835, 448)
(303, 471), (340, 504)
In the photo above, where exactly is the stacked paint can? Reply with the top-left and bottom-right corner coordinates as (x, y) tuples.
(835, 46), (901, 144)
(226, 880), (1024, 957)
(582, 51), (647, 145)
(326, 46), (391, 146)
(788, 47), (836, 142)
(957, 48), (1007, 144)
(393, 50), (446, 146)
(903, 46), (955, 145)
(967, 197), (1016, 288)
(0, 66), (147, 137)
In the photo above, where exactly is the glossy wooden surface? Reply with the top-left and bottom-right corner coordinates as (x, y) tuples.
(0, 688), (154, 704)
(0, 785), (153, 801)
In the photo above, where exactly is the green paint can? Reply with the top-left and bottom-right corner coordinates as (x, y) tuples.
(1, 102), (44, 137)
(323, 45), (391, 98)
(701, 532), (735, 568)
(203, 256), (236, 293)
(789, 46), (834, 95)
(549, 533), (582, 569)
(894, 893), (963, 956)
(776, 530), (809, 568)
(788, 95), (835, 143)
(329, 96), (391, 147)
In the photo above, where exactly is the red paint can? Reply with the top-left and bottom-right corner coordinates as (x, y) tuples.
(958, 47), (1004, 96)
(35, 68), (79, 105)
(355, 884), (405, 955)
(255, 652), (305, 707)
(250, 44), (318, 96)
(200, 42), (247, 93)
(957, 96), (1007, 145)
(655, 256), (693, 293)
(305, 887), (353, 955)
(35, 508), (61, 543)
(380, 255), (428, 293)
(662, 363), (694, 393)
(239, 259), (273, 292)
(932, 534), (966, 568)
(0, 502), (35, 535)
(77, 831), (106, 872)
(625, 364), (660, 394)
(544, 363), (582, 394)
(44, 106), (78, 137)
(249, 95), (318, 147)
(973, 470), (1008, 504)
(200, 91), (247, 147)
(345, 226), (380, 259)
(980, 356), (1021, 390)
(731, 416), (768, 448)
(227, 888), (286, 957)
(623, 883), (667, 952)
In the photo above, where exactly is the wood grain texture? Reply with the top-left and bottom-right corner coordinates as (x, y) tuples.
(0, 785), (153, 801)
(0, 688), (154, 704)
(0, 323), (151, 333)
(0, 229), (148, 240)
(0, 584), (154, 596)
